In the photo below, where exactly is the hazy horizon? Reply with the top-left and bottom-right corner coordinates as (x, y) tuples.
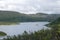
(0, 0), (60, 14)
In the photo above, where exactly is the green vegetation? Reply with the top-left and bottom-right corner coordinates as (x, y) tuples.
(46, 17), (60, 27)
(3, 18), (60, 40)
(0, 11), (60, 22)
(0, 31), (7, 36)
(0, 11), (48, 22)
(0, 22), (19, 25)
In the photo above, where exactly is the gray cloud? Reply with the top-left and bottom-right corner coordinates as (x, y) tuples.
(0, 0), (60, 14)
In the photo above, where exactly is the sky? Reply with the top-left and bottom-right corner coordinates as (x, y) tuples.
(0, 0), (60, 14)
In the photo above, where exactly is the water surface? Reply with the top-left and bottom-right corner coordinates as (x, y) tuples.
(0, 22), (49, 36)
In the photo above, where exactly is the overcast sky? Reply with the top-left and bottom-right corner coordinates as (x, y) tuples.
(0, 0), (60, 14)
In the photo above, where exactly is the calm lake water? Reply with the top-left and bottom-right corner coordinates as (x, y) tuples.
(0, 22), (49, 39)
(0, 22), (49, 36)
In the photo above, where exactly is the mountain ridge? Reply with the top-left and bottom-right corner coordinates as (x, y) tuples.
(0, 11), (60, 22)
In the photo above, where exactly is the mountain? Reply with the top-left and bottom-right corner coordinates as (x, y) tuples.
(47, 14), (60, 22)
(0, 11), (47, 22)
(27, 13), (60, 22)
(0, 11), (49, 22)
(0, 10), (60, 22)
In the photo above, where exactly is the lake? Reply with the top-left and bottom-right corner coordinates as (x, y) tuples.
(0, 22), (49, 36)
(0, 22), (49, 39)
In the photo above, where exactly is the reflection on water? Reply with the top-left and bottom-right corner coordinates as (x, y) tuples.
(0, 22), (49, 36)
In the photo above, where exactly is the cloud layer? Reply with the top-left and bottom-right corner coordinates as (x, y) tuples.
(0, 0), (60, 14)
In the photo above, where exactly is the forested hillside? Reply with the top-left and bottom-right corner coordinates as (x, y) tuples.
(0, 11), (60, 22)
(0, 11), (48, 22)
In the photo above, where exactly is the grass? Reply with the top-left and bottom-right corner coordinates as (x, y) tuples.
(0, 22), (19, 25)
(0, 31), (7, 36)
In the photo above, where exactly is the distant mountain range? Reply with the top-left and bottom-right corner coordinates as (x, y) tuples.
(0, 11), (60, 22)
(27, 13), (60, 22)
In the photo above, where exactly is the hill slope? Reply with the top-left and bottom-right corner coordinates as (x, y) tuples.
(0, 11), (60, 22)
(0, 11), (48, 22)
